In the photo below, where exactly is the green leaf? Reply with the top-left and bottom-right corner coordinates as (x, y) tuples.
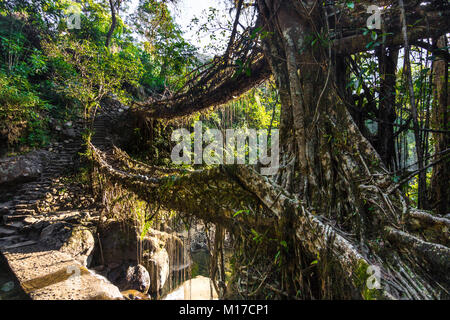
(274, 251), (281, 263)
(366, 41), (374, 49)
(233, 209), (249, 217)
(371, 31), (378, 41)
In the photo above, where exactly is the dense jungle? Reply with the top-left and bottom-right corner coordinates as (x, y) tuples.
(0, 0), (449, 301)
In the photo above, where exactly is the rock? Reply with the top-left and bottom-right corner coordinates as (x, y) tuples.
(106, 264), (150, 294)
(23, 217), (38, 225)
(95, 221), (176, 294)
(63, 127), (76, 138)
(95, 221), (140, 265)
(148, 229), (185, 268)
(121, 290), (150, 300)
(40, 222), (95, 267)
(92, 265), (105, 272)
(31, 220), (50, 231)
(87, 270), (124, 300)
(0, 150), (51, 186)
(143, 242), (170, 294)
(191, 229), (209, 251)
(124, 264), (150, 293)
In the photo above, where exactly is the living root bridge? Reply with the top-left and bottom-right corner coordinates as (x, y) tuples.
(87, 142), (450, 299)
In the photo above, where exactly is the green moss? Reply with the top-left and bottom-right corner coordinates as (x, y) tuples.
(353, 260), (383, 300)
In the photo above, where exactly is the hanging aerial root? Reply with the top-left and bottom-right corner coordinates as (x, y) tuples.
(228, 166), (394, 299)
(88, 141), (447, 299)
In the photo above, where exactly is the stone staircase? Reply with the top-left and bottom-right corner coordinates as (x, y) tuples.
(0, 139), (84, 250)
(91, 116), (111, 151)
(0, 115), (125, 300)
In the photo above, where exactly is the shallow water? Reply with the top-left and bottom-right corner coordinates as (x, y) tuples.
(163, 276), (218, 300)
(0, 255), (29, 300)
(161, 249), (216, 300)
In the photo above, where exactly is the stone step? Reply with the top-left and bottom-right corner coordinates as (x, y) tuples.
(3, 215), (33, 223)
(21, 186), (43, 191)
(14, 203), (34, 210)
(0, 234), (23, 241)
(0, 235), (26, 246)
(3, 215), (25, 222)
(14, 209), (36, 215)
(40, 174), (57, 179)
(2, 240), (37, 250)
(13, 200), (39, 206)
(21, 190), (47, 196)
(17, 188), (47, 194)
(3, 221), (24, 230)
(51, 163), (73, 166)
(2, 247), (123, 300)
(17, 190), (45, 198)
(16, 195), (44, 201)
(22, 192), (45, 198)
(0, 226), (17, 237)
(25, 182), (51, 187)
(21, 187), (45, 194)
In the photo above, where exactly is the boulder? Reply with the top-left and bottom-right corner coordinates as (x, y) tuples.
(106, 264), (150, 294)
(148, 229), (185, 268)
(0, 150), (51, 186)
(123, 264), (150, 293)
(191, 229), (209, 251)
(40, 222), (95, 267)
(144, 245), (170, 294)
(96, 220), (180, 294)
(87, 270), (125, 300)
(95, 221), (139, 265)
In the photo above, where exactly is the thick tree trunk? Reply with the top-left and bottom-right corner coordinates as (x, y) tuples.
(376, 47), (399, 171)
(105, 0), (118, 48)
(259, 0), (389, 230)
(256, 0), (448, 298)
(430, 36), (450, 216)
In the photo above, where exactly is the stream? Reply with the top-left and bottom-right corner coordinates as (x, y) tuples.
(162, 249), (218, 300)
